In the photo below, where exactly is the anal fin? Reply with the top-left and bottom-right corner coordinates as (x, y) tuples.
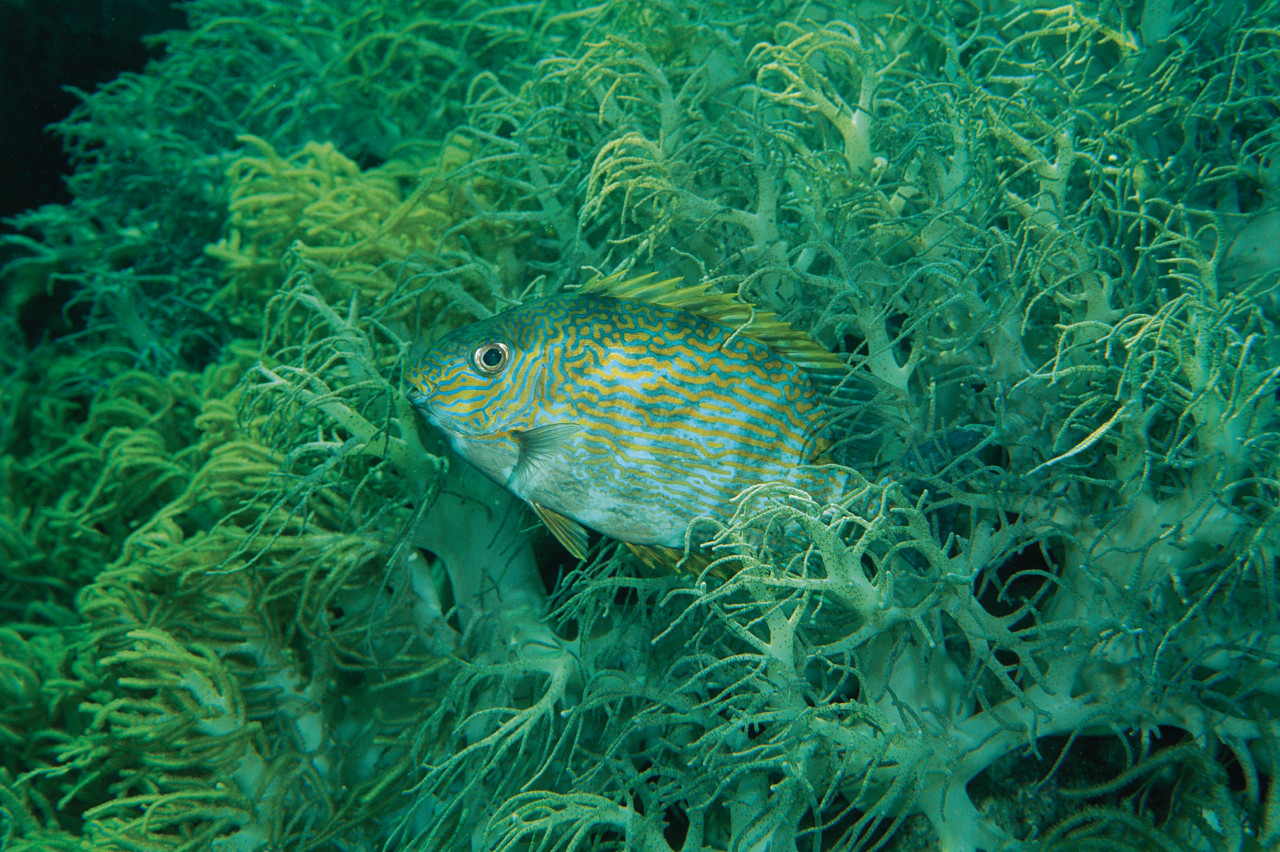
(623, 543), (730, 578)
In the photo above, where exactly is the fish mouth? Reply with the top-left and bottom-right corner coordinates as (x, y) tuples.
(405, 385), (433, 412)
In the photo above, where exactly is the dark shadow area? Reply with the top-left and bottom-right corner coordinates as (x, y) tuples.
(0, 0), (186, 221)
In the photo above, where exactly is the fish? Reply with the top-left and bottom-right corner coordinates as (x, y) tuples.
(405, 272), (857, 563)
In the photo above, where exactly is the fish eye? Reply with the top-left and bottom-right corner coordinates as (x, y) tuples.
(471, 341), (510, 375)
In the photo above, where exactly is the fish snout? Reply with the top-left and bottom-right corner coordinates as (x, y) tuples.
(405, 383), (432, 410)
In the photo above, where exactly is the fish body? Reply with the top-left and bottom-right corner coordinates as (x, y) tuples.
(407, 274), (851, 558)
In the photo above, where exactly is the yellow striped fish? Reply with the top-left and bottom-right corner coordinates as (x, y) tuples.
(406, 273), (853, 561)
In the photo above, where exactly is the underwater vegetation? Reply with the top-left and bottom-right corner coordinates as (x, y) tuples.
(0, 0), (1277, 849)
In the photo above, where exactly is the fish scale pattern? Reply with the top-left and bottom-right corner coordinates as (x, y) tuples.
(408, 282), (845, 549)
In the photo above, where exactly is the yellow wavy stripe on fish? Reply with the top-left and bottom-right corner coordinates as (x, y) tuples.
(407, 273), (857, 561)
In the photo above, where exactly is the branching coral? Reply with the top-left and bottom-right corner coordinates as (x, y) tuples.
(205, 134), (502, 333)
(1, 0), (1278, 850)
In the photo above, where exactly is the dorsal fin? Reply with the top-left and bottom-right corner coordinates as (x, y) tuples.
(579, 272), (850, 377)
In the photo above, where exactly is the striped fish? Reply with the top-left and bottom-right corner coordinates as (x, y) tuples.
(406, 273), (854, 562)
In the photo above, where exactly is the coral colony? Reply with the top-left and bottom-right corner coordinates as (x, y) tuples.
(1, 1), (1278, 850)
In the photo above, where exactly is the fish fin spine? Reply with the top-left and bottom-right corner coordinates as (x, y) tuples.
(508, 422), (581, 492)
(530, 501), (590, 560)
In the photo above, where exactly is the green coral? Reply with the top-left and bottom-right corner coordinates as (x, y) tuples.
(205, 133), (506, 331)
(2, 0), (1279, 850)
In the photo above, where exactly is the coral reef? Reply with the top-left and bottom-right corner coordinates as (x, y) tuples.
(1, 0), (1277, 850)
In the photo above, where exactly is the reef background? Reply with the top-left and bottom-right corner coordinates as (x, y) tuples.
(0, 0), (186, 220)
(1, 1), (1278, 850)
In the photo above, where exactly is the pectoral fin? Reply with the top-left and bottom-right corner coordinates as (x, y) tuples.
(509, 422), (581, 493)
(530, 502), (590, 560)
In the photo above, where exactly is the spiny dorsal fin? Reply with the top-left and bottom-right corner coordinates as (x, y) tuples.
(579, 272), (850, 377)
